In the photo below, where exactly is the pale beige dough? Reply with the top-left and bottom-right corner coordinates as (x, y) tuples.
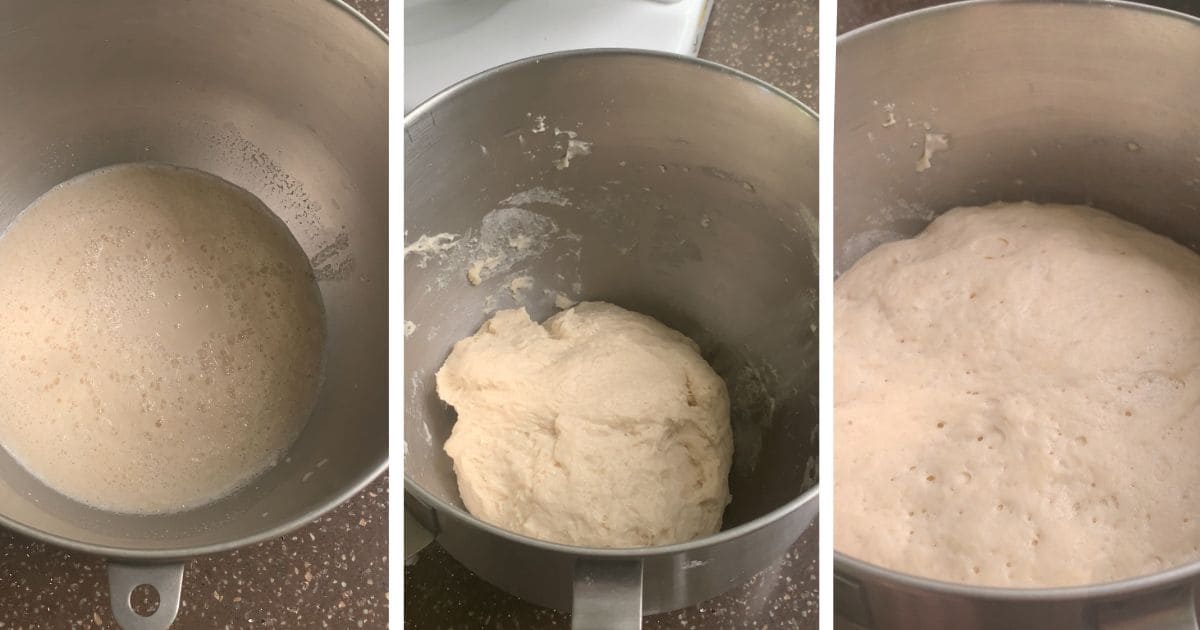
(0, 164), (325, 514)
(836, 202), (1200, 587)
(437, 302), (733, 547)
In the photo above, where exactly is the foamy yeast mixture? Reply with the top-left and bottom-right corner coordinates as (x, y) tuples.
(0, 164), (325, 514)
(836, 202), (1200, 587)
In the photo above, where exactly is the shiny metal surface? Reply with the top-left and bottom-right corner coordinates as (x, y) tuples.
(108, 563), (184, 630)
(572, 559), (644, 630)
(835, 1), (1200, 628)
(0, 0), (386, 626)
(405, 50), (819, 617)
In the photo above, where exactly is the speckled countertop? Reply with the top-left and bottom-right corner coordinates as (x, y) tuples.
(0, 477), (388, 629)
(702, 0), (819, 110)
(0, 2), (389, 629)
(403, 1), (820, 628)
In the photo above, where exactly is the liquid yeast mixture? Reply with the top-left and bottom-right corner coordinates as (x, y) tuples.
(0, 164), (325, 514)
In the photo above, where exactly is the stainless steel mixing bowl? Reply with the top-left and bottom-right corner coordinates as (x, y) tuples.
(835, 1), (1200, 628)
(0, 2), (387, 628)
(405, 50), (819, 627)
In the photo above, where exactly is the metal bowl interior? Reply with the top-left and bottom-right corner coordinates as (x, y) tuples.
(0, 0), (388, 559)
(405, 50), (819, 548)
(834, 0), (1200, 623)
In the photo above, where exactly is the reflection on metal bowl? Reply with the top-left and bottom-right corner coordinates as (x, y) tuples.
(405, 50), (819, 627)
(835, 1), (1200, 628)
(0, 1), (387, 628)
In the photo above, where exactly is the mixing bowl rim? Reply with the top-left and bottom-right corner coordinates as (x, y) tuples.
(407, 477), (818, 558)
(404, 47), (817, 126)
(0, 0), (389, 562)
(404, 47), (820, 556)
(838, 0), (1200, 47)
(833, 0), (1200, 601)
(835, 550), (1200, 602)
(0, 453), (390, 561)
(332, 0), (389, 42)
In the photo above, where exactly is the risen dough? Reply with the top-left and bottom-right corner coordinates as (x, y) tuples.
(437, 302), (733, 547)
(836, 202), (1200, 587)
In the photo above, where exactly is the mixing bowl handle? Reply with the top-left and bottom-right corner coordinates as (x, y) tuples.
(405, 508), (436, 563)
(107, 562), (185, 630)
(404, 493), (438, 563)
(571, 557), (644, 630)
(1095, 585), (1198, 630)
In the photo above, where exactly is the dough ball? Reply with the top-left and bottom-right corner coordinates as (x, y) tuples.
(437, 302), (733, 548)
(835, 202), (1200, 587)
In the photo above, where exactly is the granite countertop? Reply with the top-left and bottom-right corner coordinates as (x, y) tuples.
(701, 0), (819, 110)
(403, 1), (820, 628)
(0, 2), (390, 629)
(0, 476), (389, 630)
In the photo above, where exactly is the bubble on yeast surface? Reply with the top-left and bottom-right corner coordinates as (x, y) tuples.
(0, 163), (325, 514)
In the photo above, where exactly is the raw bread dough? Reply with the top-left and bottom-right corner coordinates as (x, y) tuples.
(0, 164), (324, 514)
(835, 202), (1200, 587)
(437, 302), (733, 547)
